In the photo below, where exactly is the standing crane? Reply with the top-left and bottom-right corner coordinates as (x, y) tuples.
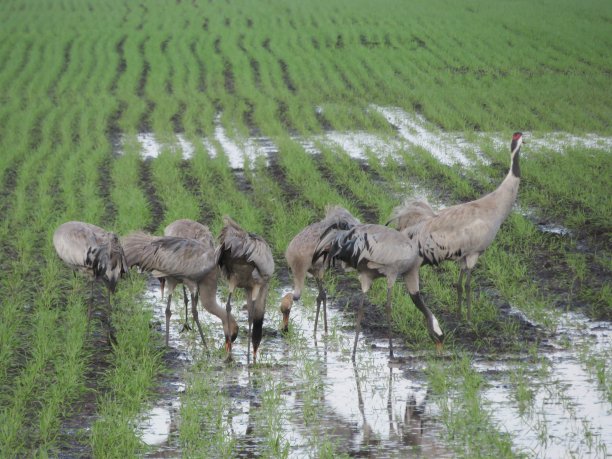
(53, 221), (128, 320)
(159, 219), (214, 331)
(386, 132), (524, 321)
(216, 216), (274, 363)
(121, 231), (238, 350)
(284, 205), (360, 333)
(313, 224), (444, 362)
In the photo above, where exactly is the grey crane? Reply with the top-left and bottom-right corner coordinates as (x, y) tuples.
(121, 231), (238, 350)
(313, 223), (444, 361)
(284, 205), (360, 334)
(158, 219), (214, 331)
(216, 216), (274, 363)
(53, 221), (128, 319)
(386, 132), (524, 321)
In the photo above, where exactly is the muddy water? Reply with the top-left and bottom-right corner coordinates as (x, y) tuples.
(135, 278), (612, 458)
(480, 312), (612, 458)
(136, 281), (452, 457)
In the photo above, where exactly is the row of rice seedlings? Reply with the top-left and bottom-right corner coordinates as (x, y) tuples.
(88, 130), (161, 455)
(577, 341), (612, 405)
(243, 157), (314, 258)
(110, 140), (153, 235)
(523, 147), (611, 234)
(286, 323), (351, 458)
(316, 142), (398, 223)
(0, 101), (96, 454)
(148, 147), (202, 231)
(112, 30), (151, 134)
(30, 106), (110, 448)
(426, 354), (518, 458)
(182, 136), (265, 235)
(179, 356), (236, 458)
(273, 136), (357, 218)
(89, 274), (160, 458)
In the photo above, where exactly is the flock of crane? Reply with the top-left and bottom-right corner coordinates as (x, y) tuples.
(53, 132), (523, 362)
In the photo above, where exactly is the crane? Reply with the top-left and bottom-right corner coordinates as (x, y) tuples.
(216, 216), (274, 363)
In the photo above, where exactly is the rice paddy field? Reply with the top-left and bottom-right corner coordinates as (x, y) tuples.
(0, 0), (611, 457)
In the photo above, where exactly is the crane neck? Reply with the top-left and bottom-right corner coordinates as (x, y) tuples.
(510, 138), (522, 178)
(511, 146), (521, 178)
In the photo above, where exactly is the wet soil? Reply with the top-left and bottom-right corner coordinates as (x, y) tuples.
(74, 121), (610, 456)
(57, 289), (116, 458)
(139, 158), (165, 232)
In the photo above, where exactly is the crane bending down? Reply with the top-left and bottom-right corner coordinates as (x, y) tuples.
(313, 224), (444, 361)
(53, 221), (128, 319)
(121, 232), (238, 350)
(159, 219), (214, 331)
(216, 216), (274, 363)
(284, 205), (360, 333)
(386, 132), (524, 321)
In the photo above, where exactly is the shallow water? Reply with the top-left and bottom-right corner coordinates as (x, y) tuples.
(137, 281), (453, 457)
(136, 277), (611, 458)
(121, 106), (612, 169)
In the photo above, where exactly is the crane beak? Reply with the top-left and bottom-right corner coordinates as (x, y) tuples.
(435, 342), (443, 354)
(281, 311), (290, 333)
(225, 339), (232, 353)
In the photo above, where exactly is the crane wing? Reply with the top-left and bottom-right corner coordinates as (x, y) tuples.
(123, 233), (215, 279)
(216, 231), (274, 279)
(418, 216), (494, 265)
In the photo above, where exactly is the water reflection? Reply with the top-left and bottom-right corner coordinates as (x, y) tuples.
(141, 282), (451, 457)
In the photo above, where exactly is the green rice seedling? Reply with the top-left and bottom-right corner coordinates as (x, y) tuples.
(426, 354), (519, 458)
(90, 276), (161, 458)
(509, 366), (535, 416)
(149, 146), (202, 230)
(110, 143), (152, 234)
(274, 136), (356, 216)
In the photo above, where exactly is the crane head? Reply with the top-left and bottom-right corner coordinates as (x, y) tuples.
(511, 132), (523, 154)
(280, 293), (293, 333)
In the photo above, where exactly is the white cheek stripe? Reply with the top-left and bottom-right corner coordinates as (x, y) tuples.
(432, 316), (443, 336)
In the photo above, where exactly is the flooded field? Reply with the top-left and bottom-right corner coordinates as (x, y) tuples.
(2, 1), (610, 455)
(135, 274), (611, 458)
(126, 106), (612, 170)
(108, 106), (612, 457)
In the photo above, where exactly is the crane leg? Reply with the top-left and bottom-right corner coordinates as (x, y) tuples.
(456, 269), (464, 317)
(385, 286), (394, 359)
(465, 270), (473, 322)
(165, 293), (172, 347)
(352, 293), (366, 362)
(160, 277), (165, 300)
(191, 290), (208, 350)
(87, 280), (94, 331)
(246, 296), (254, 364)
(180, 284), (192, 332)
(314, 278), (327, 335)
(224, 292), (233, 361)
(318, 278), (328, 334)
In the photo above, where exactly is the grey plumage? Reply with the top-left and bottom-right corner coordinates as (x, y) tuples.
(284, 205), (360, 333)
(387, 132), (524, 320)
(160, 219), (214, 331)
(313, 223), (444, 361)
(53, 221), (128, 302)
(121, 231), (238, 350)
(216, 216), (274, 363)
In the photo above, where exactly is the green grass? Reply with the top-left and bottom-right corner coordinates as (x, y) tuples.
(0, 0), (610, 456)
(426, 355), (520, 458)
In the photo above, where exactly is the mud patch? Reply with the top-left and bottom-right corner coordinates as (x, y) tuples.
(139, 159), (164, 232)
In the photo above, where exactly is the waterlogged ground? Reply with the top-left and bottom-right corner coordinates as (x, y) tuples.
(137, 282), (452, 458)
(134, 278), (611, 458)
(125, 105), (612, 170)
(115, 108), (612, 458)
